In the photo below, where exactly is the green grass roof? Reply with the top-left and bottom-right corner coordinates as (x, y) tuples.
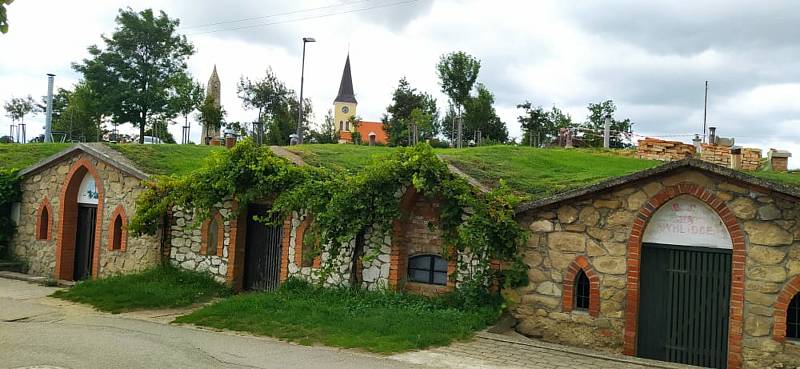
(287, 144), (800, 200)
(106, 144), (223, 176)
(0, 143), (74, 171)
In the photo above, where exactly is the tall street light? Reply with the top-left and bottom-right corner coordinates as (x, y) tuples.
(295, 37), (315, 145)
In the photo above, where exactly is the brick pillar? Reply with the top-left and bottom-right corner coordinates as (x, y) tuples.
(770, 150), (792, 172)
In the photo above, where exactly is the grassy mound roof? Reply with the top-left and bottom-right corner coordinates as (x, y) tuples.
(106, 144), (223, 176)
(0, 143), (74, 171)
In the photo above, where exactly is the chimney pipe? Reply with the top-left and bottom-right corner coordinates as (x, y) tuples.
(45, 73), (55, 143)
(708, 126), (717, 145)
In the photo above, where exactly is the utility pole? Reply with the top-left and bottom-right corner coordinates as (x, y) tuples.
(44, 73), (55, 142)
(457, 110), (463, 148)
(295, 37), (316, 145)
(703, 80), (708, 143)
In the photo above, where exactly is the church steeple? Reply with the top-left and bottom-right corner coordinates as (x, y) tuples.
(334, 54), (357, 104)
(207, 65), (221, 108)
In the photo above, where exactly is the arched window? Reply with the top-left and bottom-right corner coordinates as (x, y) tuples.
(339, 121), (344, 131)
(201, 211), (224, 256)
(112, 216), (123, 250)
(345, 121), (350, 131)
(788, 294), (800, 339)
(36, 205), (50, 240)
(574, 270), (590, 310)
(407, 254), (447, 285)
(107, 205), (127, 252)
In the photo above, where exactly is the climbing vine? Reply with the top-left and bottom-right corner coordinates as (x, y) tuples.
(130, 139), (528, 289)
(0, 169), (20, 257)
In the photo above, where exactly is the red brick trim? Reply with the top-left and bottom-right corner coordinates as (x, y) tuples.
(35, 197), (53, 241)
(107, 204), (128, 252)
(55, 158), (104, 281)
(389, 187), (419, 289)
(279, 214), (292, 282)
(200, 211), (224, 256)
(226, 201), (244, 290)
(622, 182), (745, 369)
(773, 275), (800, 342)
(294, 216), (313, 268)
(562, 255), (600, 317)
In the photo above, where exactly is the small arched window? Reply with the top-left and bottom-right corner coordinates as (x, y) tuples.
(345, 121), (350, 131)
(574, 270), (590, 310)
(407, 254), (448, 285)
(788, 294), (800, 339)
(107, 205), (127, 252)
(37, 206), (50, 240)
(112, 216), (123, 250)
(201, 211), (224, 256)
(339, 121), (344, 131)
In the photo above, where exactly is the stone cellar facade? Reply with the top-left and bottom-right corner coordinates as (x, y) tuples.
(511, 159), (800, 369)
(10, 143), (800, 369)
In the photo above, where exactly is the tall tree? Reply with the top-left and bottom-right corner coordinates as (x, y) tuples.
(52, 83), (105, 142)
(74, 8), (195, 143)
(517, 101), (556, 147)
(310, 109), (337, 144)
(436, 51), (481, 111)
(583, 100), (632, 148)
(237, 68), (311, 145)
(4, 95), (36, 125)
(0, 0), (13, 34)
(382, 77), (439, 146)
(461, 84), (508, 143)
(170, 74), (204, 138)
(197, 95), (224, 141)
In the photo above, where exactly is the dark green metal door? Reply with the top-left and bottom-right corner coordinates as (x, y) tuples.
(638, 243), (731, 369)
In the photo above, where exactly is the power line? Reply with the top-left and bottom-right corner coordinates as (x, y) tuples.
(180, 0), (374, 30)
(187, 0), (419, 36)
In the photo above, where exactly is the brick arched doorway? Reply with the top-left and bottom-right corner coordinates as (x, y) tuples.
(56, 159), (105, 281)
(624, 182), (745, 369)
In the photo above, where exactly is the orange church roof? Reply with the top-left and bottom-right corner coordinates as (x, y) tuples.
(339, 121), (388, 144)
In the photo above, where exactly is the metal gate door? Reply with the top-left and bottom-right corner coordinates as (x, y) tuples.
(638, 243), (731, 369)
(243, 204), (283, 291)
(74, 205), (97, 281)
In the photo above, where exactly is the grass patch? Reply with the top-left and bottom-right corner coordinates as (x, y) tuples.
(51, 265), (230, 313)
(175, 279), (501, 353)
(0, 143), (74, 170)
(439, 145), (660, 199)
(107, 144), (223, 176)
(288, 144), (395, 173)
(750, 170), (800, 187)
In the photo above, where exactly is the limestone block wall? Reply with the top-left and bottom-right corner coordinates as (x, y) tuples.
(512, 169), (800, 368)
(11, 152), (160, 278)
(168, 202), (234, 284)
(636, 138), (696, 161)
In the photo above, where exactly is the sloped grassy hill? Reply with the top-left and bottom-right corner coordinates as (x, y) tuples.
(0, 143), (74, 171)
(107, 144), (223, 176)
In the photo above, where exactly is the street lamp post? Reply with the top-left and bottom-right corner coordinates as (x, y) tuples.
(295, 37), (316, 145)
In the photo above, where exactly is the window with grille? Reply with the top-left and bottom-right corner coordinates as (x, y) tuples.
(208, 216), (220, 255)
(575, 270), (590, 310)
(407, 255), (448, 285)
(788, 294), (800, 339)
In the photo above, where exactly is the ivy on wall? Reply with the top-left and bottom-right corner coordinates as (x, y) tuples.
(130, 139), (528, 289)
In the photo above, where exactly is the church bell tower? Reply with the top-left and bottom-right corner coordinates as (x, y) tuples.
(333, 55), (357, 142)
(202, 65), (222, 145)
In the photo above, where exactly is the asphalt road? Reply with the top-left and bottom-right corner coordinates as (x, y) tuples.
(0, 278), (434, 369)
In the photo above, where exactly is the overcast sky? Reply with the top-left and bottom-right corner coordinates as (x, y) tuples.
(1, 0), (798, 166)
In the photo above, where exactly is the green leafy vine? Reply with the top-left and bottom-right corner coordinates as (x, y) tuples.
(130, 139), (528, 289)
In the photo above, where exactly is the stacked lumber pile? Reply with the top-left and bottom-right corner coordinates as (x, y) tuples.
(700, 144), (731, 167)
(636, 138), (696, 161)
(741, 148), (762, 171)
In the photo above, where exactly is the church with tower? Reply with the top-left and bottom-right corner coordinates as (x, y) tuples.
(333, 55), (387, 145)
(202, 65), (222, 145)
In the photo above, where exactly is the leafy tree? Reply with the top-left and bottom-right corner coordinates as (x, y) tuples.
(0, 0), (13, 34)
(237, 68), (312, 145)
(583, 100), (632, 148)
(517, 101), (555, 147)
(442, 85), (508, 143)
(310, 110), (337, 144)
(56, 83), (105, 142)
(74, 8), (195, 143)
(225, 121), (248, 137)
(347, 115), (363, 145)
(144, 117), (176, 143)
(197, 95), (224, 142)
(3, 95), (36, 126)
(170, 74), (204, 137)
(436, 51), (480, 111)
(382, 78), (439, 146)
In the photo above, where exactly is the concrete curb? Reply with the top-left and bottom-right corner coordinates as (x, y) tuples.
(0, 271), (73, 287)
(475, 331), (704, 369)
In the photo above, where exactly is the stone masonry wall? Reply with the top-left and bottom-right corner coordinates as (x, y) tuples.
(511, 168), (800, 368)
(169, 202), (234, 284)
(11, 152), (160, 278)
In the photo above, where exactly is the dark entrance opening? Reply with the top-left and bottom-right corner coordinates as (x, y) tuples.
(73, 204), (97, 281)
(638, 243), (731, 369)
(243, 204), (283, 291)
